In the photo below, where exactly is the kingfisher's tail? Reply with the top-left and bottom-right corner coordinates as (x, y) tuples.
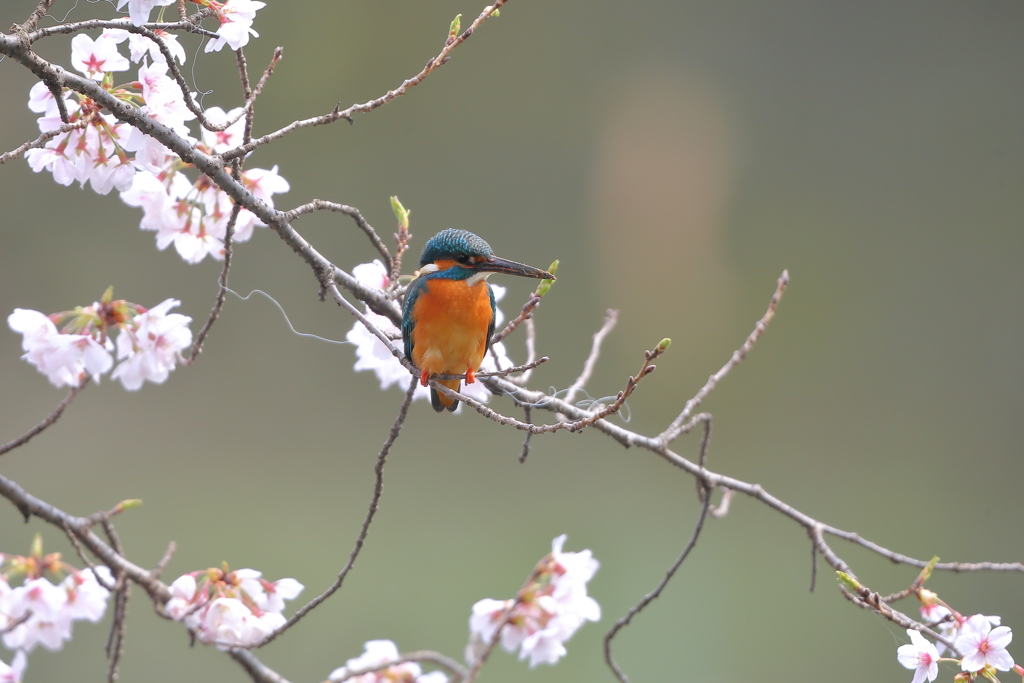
(430, 379), (461, 413)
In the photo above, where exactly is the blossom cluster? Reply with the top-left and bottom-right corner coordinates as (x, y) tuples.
(0, 536), (114, 682)
(895, 588), (1018, 683)
(8, 289), (192, 390)
(25, 0), (286, 265)
(328, 640), (447, 683)
(467, 535), (600, 668)
(165, 566), (302, 649)
(345, 260), (513, 408)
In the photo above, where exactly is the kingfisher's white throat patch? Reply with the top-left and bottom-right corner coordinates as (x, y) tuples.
(465, 271), (493, 287)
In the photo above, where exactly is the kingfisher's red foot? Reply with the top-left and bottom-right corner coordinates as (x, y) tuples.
(420, 370), (429, 387)
(466, 367), (476, 384)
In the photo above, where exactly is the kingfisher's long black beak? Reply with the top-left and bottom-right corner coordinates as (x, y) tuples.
(474, 256), (555, 280)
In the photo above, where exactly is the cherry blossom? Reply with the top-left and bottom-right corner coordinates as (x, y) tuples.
(110, 298), (193, 390)
(956, 614), (1014, 672)
(896, 629), (940, 683)
(70, 33), (130, 80)
(0, 651), (26, 683)
(103, 27), (187, 64)
(165, 566), (303, 649)
(328, 639), (447, 683)
(62, 567), (114, 623)
(24, 74), (137, 195)
(0, 554), (112, 655)
(136, 60), (197, 131)
(8, 309), (114, 388)
(203, 0), (267, 52)
(115, 0), (177, 26)
(467, 535), (600, 668)
(8, 292), (194, 390)
(27, 80), (73, 118)
(201, 107), (247, 153)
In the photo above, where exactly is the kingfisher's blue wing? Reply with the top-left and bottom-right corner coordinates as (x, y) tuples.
(485, 283), (496, 354)
(401, 277), (427, 362)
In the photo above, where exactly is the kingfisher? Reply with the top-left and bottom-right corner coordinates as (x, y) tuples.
(402, 228), (555, 412)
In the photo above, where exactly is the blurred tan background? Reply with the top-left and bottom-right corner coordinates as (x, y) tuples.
(2, 1), (1023, 681)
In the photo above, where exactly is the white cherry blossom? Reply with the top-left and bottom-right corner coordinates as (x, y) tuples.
(204, 0), (267, 52)
(115, 0), (177, 26)
(896, 629), (939, 683)
(70, 33), (130, 80)
(111, 298), (193, 390)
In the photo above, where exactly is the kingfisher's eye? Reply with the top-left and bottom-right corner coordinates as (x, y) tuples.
(456, 254), (470, 264)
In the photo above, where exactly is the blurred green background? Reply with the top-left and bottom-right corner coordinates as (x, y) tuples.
(2, 1), (1023, 681)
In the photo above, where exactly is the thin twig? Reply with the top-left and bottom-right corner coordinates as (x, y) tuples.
(220, 0), (508, 162)
(659, 270), (789, 445)
(563, 309), (619, 407)
(186, 200), (240, 363)
(434, 357), (548, 381)
(0, 118), (90, 164)
(27, 11), (218, 41)
(604, 492), (712, 683)
(229, 650), (293, 683)
(106, 576), (130, 683)
(389, 210), (411, 292)
(150, 542), (176, 580)
(286, 200), (391, 271)
(518, 405), (532, 463)
(18, 0), (56, 32)
(0, 611), (32, 636)
(490, 292), (541, 346)
(437, 340), (665, 435)
(465, 562), (547, 683)
(252, 376), (418, 648)
(60, 520), (114, 588)
(0, 378), (88, 457)
(839, 583), (958, 654)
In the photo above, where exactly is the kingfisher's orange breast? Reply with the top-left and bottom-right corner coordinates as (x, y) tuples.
(410, 277), (493, 377)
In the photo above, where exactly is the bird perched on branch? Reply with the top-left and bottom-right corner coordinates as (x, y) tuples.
(402, 229), (555, 412)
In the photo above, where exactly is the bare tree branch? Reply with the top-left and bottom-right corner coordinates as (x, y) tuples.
(17, 0), (56, 32)
(286, 200), (392, 271)
(253, 376), (419, 648)
(0, 117), (91, 164)
(604, 492), (713, 683)
(220, 0), (508, 162)
(0, 378), (88, 457)
(659, 269), (789, 445)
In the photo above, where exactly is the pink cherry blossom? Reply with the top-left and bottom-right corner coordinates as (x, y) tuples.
(467, 535), (600, 669)
(328, 639), (447, 683)
(0, 651), (27, 683)
(116, 0), (177, 26)
(8, 309), (114, 388)
(204, 0), (267, 52)
(956, 614), (1014, 672)
(202, 107), (247, 153)
(2, 578), (71, 652)
(102, 27), (186, 64)
(70, 33), (130, 80)
(61, 567), (113, 622)
(137, 60), (196, 128)
(111, 298), (192, 390)
(897, 629), (939, 683)
(165, 567), (302, 649)
(165, 574), (198, 620)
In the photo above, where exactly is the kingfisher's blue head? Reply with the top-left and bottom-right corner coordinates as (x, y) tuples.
(417, 228), (555, 283)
